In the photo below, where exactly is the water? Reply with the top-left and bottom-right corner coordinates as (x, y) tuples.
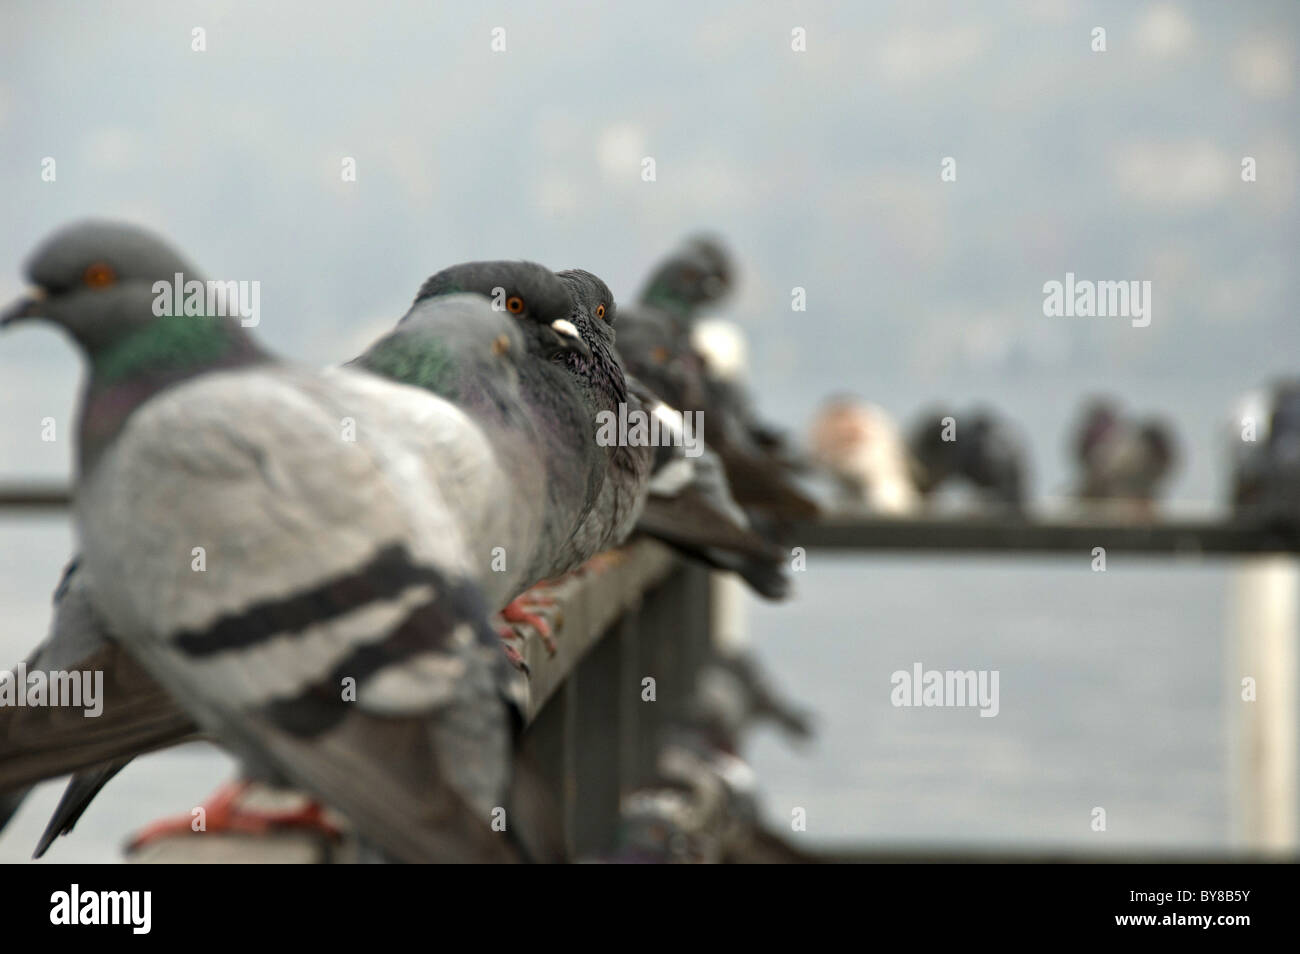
(0, 516), (1233, 862)
(745, 555), (1231, 854)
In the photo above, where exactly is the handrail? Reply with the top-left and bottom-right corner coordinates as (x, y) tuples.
(4, 484), (1296, 860)
(789, 514), (1300, 555)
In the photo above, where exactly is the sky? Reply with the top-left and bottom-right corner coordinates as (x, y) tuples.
(0, 0), (1296, 499)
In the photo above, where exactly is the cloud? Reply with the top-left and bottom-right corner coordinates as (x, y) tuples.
(1231, 35), (1292, 99)
(877, 25), (990, 85)
(1135, 4), (1196, 59)
(1111, 140), (1232, 207)
(82, 127), (140, 171)
(596, 122), (648, 185)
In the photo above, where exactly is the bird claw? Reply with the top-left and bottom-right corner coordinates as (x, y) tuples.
(501, 595), (559, 657)
(497, 634), (531, 675)
(126, 780), (343, 852)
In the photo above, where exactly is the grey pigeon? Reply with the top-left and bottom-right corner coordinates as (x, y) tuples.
(551, 269), (654, 566)
(0, 221), (592, 862)
(553, 269), (788, 595)
(0, 253), (622, 858)
(618, 241), (818, 522)
(910, 406), (1028, 510)
(1071, 397), (1177, 515)
(2, 251), (784, 855)
(1232, 382), (1300, 530)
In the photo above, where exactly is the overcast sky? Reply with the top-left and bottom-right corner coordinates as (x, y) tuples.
(1, 0), (1296, 503)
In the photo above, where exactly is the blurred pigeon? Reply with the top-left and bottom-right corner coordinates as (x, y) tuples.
(617, 299), (817, 521)
(638, 234), (735, 327)
(808, 394), (920, 514)
(1071, 397), (1177, 516)
(910, 406), (1028, 510)
(0, 221), (620, 862)
(606, 649), (815, 864)
(630, 378), (791, 599)
(1231, 381), (1300, 530)
(2, 253), (619, 859)
(2, 255), (791, 854)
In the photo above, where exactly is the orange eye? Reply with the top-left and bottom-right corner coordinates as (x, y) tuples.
(83, 262), (116, 288)
(595, 303), (606, 321)
(506, 296), (524, 314)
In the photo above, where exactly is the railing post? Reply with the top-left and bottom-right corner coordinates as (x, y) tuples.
(570, 624), (624, 857)
(710, 570), (748, 654)
(617, 612), (642, 796)
(630, 566), (692, 787)
(516, 673), (572, 855)
(680, 562), (714, 672)
(1229, 555), (1299, 854)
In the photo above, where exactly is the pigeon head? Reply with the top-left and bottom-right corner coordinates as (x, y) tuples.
(2, 219), (264, 394)
(639, 235), (734, 319)
(412, 260), (591, 361)
(555, 268), (626, 405)
(4, 221), (197, 351)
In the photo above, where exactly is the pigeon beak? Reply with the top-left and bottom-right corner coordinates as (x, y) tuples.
(546, 318), (591, 361)
(0, 288), (46, 328)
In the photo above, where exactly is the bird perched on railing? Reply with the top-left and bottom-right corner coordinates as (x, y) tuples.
(0, 229), (795, 859)
(617, 236), (819, 523)
(909, 406), (1029, 511)
(0, 222), (642, 862)
(807, 394), (920, 514)
(1070, 397), (1178, 518)
(1229, 381), (1300, 531)
(604, 650), (815, 864)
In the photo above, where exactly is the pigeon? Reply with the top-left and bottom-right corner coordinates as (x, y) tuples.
(605, 648), (815, 864)
(641, 236), (795, 458)
(1231, 382), (1300, 526)
(1, 255), (654, 858)
(543, 269), (653, 569)
(0, 221), (619, 862)
(616, 301), (817, 521)
(807, 394), (920, 514)
(2, 251), (784, 855)
(1070, 398), (1177, 517)
(356, 261), (612, 604)
(556, 268), (791, 598)
(632, 379), (791, 599)
(0, 559), (190, 854)
(618, 237), (817, 521)
(909, 406), (1028, 510)
(638, 234), (735, 327)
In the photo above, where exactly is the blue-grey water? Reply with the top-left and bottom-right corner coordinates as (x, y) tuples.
(0, 513), (1233, 862)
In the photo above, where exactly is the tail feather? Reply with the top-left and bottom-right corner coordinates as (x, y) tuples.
(0, 641), (197, 794)
(33, 760), (131, 858)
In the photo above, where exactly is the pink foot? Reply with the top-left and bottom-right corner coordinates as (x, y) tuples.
(501, 595), (558, 656)
(126, 781), (341, 851)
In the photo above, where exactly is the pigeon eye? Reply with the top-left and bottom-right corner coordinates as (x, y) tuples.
(506, 296), (525, 314)
(83, 263), (116, 289)
(595, 303), (606, 321)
